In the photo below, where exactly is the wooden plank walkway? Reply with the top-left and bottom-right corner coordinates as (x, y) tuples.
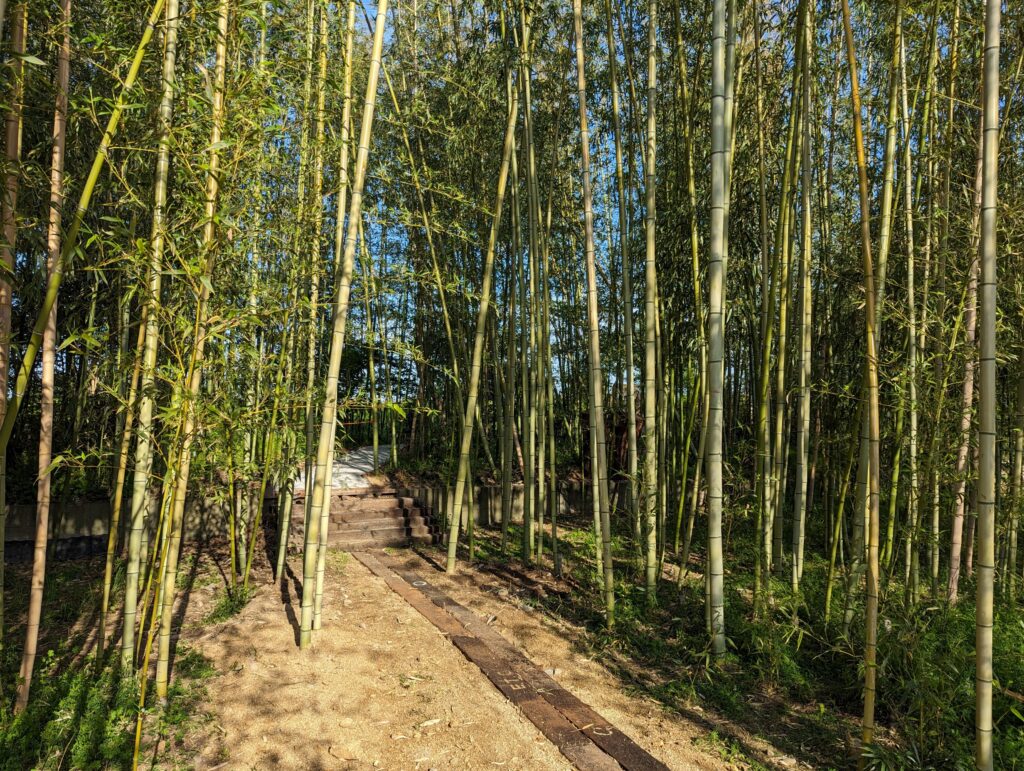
(353, 551), (671, 771)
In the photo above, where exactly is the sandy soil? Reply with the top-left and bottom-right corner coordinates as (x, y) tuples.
(179, 553), (572, 770)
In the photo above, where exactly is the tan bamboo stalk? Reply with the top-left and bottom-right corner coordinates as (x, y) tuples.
(517, 4), (538, 562)
(706, 0), (728, 655)
(792, 0), (813, 593)
(975, 1), (999, 765)
(309, 0), (333, 632)
(0, 1), (26, 637)
(604, 0), (637, 525)
(302, 0), (388, 647)
(949, 115), (984, 604)
(121, 0), (180, 669)
(572, 0), (614, 625)
(15, 0), (70, 709)
(154, 0), (230, 700)
(641, 0), (659, 602)
(443, 83), (519, 571)
(240, 0), (273, 593)
(333, 0), (356, 312)
(500, 113), (518, 554)
(839, 0), (883, 755)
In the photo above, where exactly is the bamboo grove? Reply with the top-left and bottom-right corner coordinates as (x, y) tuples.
(0, 0), (1022, 766)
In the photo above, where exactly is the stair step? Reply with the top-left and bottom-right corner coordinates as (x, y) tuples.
(326, 533), (434, 549)
(333, 496), (406, 511)
(285, 493), (439, 550)
(332, 517), (411, 532)
(292, 507), (425, 526)
(303, 522), (434, 537)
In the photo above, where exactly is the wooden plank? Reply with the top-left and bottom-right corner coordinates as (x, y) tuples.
(352, 552), (464, 637)
(451, 635), (620, 771)
(384, 562), (669, 771)
(359, 552), (622, 769)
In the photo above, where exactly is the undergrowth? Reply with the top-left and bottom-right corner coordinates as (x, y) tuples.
(2, 556), (221, 769)
(463, 513), (1024, 769)
(204, 585), (254, 624)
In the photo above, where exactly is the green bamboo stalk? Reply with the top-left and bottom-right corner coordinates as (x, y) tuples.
(154, 0), (230, 700)
(642, 0), (659, 605)
(302, 0), (389, 647)
(572, 0), (614, 626)
(604, 0), (637, 528)
(100, 307), (147, 653)
(444, 82), (519, 572)
(0, 0), (168, 668)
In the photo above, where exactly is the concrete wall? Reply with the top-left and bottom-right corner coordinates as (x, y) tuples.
(3, 492), (246, 561)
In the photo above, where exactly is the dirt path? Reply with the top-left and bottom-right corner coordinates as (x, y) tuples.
(177, 549), (742, 770)
(182, 553), (572, 769)
(353, 551), (670, 771)
(385, 551), (759, 770)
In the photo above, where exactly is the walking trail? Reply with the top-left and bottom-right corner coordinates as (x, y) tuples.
(170, 445), (802, 769)
(173, 546), (774, 770)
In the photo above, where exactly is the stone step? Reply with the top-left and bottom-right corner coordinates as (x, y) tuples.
(285, 492), (439, 551)
(294, 486), (399, 500)
(292, 506), (426, 526)
(292, 492), (412, 509)
(331, 517), (427, 533)
(298, 521), (435, 538)
(326, 532), (435, 549)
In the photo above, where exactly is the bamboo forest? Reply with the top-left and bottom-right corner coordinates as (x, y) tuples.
(0, 0), (1022, 766)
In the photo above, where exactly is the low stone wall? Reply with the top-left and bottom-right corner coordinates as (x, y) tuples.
(3, 492), (252, 562)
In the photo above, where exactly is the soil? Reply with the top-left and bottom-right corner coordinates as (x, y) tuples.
(172, 546), (756, 770)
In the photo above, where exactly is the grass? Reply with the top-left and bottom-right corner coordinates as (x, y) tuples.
(325, 548), (351, 571)
(160, 645), (217, 756)
(203, 585), (255, 624)
(694, 730), (768, 769)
